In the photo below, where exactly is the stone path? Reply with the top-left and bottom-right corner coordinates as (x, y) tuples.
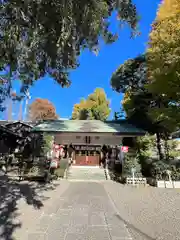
(67, 166), (107, 181)
(103, 181), (180, 240)
(3, 178), (180, 240)
(23, 181), (132, 240)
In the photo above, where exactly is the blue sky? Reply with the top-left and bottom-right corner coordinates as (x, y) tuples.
(1, 0), (160, 120)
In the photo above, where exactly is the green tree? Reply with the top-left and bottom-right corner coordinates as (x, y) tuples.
(166, 139), (180, 160)
(110, 54), (171, 160)
(111, 54), (147, 93)
(72, 98), (92, 120)
(0, 75), (10, 111)
(42, 134), (54, 156)
(72, 88), (111, 120)
(123, 154), (142, 177)
(135, 135), (156, 177)
(147, 0), (180, 127)
(0, 0), (139, 109)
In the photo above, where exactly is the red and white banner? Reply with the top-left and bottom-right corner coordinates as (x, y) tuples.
(121, 146), (129, 153)
(53, 144), (59, 150)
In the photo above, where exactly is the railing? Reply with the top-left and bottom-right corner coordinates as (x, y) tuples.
(126, 177), (147, 186)
(104, 167), (111, 180)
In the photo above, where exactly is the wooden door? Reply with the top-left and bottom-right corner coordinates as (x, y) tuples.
(75, 155), (99, 166)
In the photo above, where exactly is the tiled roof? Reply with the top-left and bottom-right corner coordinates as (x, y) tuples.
(0, 124), (22, 137)
(0, 120), (10, 125)
(0, 120), (36, 127)
(32, 120), (146, 135)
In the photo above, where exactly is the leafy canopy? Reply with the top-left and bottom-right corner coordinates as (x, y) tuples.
(111, 54), (146, 93)
(72, 88), (111, 120)
(110, 53), (178, 133)
(0, 0), (139, 95)
(147, 0), (180, 120)
(28, 98), (58, 121)
(110, 55), (152, 127)
(42, 134), (54, 155)
(0, 76), (11, 111)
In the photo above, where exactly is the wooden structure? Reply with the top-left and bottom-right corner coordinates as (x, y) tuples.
(126, 177), (147, 186)
(0, 120), (39, 158)
(32, 119), (146, 166)
(74, 145), (101, 166)
(0, 124), (22, 154)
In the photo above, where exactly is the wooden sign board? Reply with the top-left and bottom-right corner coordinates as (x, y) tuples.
(74, 145), (101, 151)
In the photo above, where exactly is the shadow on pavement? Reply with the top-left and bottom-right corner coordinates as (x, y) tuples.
(115, 214), (156, 240)
(0, 175), (59, 240)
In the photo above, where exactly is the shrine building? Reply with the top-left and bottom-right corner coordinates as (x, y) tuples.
(32, 119), (146, 166)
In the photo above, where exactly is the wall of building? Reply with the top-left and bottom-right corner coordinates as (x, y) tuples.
(54, 133), (124, 146)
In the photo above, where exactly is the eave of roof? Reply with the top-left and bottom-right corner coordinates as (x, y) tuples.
(5, 120), (34, 128)
(32, 119), (146, 135)
(0, 124), (22, 137)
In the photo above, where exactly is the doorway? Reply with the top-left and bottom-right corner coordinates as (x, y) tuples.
(74, 150), (100, 166)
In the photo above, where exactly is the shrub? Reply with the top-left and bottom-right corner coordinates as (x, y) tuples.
(150, 160), (169, 180)
(123, 154), (142, 177)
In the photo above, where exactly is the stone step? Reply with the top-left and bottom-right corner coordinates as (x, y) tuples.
(67, 167), (106, 180)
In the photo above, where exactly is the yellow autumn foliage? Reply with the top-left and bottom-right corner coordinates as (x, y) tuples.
(72, 88), (111, 120)
(121, 91), (131, 105)
(147, 0), (180, 102)
(72, 99), (89, 120)
(121, 91), (133, 115)
(156, 0), (180, 20)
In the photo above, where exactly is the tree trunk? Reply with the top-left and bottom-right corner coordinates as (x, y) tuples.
(156, 132), (164, 160)
(164, 138), (169, 161)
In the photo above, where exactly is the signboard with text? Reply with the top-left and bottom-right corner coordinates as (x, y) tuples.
(74, 145), (101, 151)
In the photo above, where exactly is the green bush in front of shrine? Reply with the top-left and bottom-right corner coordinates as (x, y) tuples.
(55, 158), (69, 178)
(122, 154), (142, 178)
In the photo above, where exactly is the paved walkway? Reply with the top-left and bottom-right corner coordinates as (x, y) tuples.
(2, 178), (180, 240)
(68, 166), (107, 180)
(103, 181), (180, 240)
(18, 181), (132, 240)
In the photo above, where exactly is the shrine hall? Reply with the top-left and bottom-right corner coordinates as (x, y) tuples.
(32, 119), (145, 166)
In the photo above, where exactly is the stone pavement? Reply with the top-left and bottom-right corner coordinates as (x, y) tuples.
(19, 181), (133, 240)
(103, 181), (180, 240)
(3, 178), (180, 240)
(0, 177), (70, 240)
(67, 166), (107, 181)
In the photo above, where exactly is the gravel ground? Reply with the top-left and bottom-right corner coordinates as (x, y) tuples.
(103, 181), (180, 240)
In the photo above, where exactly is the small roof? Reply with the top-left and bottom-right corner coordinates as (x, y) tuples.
(0, 124), (22, 138)
(32, 120), (145, 136)
(5, 120), (35, 128)
(0, 120), (10, 125)
(0, 120), (36, 127)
